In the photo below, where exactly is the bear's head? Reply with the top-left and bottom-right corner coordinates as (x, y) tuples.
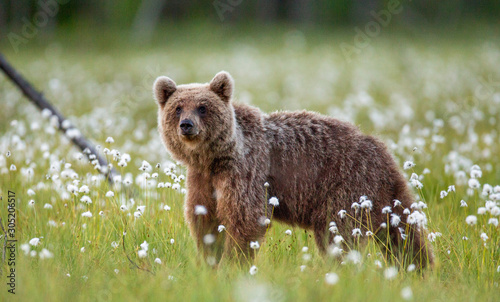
(153, 71), (236, 163)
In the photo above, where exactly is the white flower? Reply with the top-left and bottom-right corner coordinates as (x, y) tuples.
(170, 239), (175, 244)
(172, 183), (181, 191)
(360, 199), (373, 210)
(482, 184), (493, 196)
(218, 225), (226, 232)
(269, 197), (279, 207)
(80, 247), (85, 253)
(137, 205), (146, 213)
(393, 199), (402, 207)
(465, 215), (477, 225)
(401, 286), (413, 300)
(390, 214), (401, 227)
(140, 241), (148, 251)
(21, 243), (30, 255)
(480, 233), (489, 242)
(250, 241), (260, 249)
(384, 267), (398, 280)
(10, 164), (17, 171)
(134, 211), (142, 218)
(477, 207), (487, 215)
(302, 246), (309, 253)
(380, 223), (387, 228)
(203, 234), (216, 245)
(105, 191), (114, 197)
(440, 190), (448, 199)
(329, 225), (338, 234)
(329, 246), (343, 257)
(374, 260), (382, 268)
(333, 235), (344, 245)
(118, 160), (127, 167)
(285, 229), (292, 235)
(81, 211), (92, 218)
(325, 272), (339, 285)
(407, 264), (416, 272)
(488, 218), (499, 227)
(492, 207), (500, 216)
(80, 196), (92, 204)
(29, 238), (40, 246)
(39, 248), (54, 259)
(114, 269), (119, 274)
(44, 203), (53, 209)
(194, 205), (207, 215)
(410, 179), (423, 189)
(79, 185), (89, 194)
(470, 167), (482, 179)
(163, 205), (171, 211)
(105, 137), (114, 144)
(468, 178), (480, 189)
(120, 204), (128, 211)
(111, 241), (119, 249)
(264, 182), (269, 187)
(427, 232), (442, 242)
(346, 250), (361, 264)
(28, 200), (35, 207)
(403, 161), (415, 170)
(249, 265), (258, 275)
(154, 258), (162, 264)
(365, 231), (373, 236)
(338, 210), (346, 219)
(139, 160), (151, 171)
(352, 228), (362, 237)
(138, 250), (147, 258)
(27, 189), (35, 196)
(300, 265), (306, 272)
(382, 206), (392, 214)
(448, 185), (456, 192)
(460, 200), (468, 207)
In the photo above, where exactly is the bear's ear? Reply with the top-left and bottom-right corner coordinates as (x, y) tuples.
(153, 76), (177, 104)
(209, 71), (234, 102)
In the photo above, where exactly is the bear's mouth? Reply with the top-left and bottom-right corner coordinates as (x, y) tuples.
(179, 131), (200, 141)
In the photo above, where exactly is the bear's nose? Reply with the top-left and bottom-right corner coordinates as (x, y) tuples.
(180, 119), (194, 135)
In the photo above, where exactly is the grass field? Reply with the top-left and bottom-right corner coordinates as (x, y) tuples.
(1, 26), (500, 301)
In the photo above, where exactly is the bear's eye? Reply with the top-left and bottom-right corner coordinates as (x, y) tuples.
(175, 107), (182, 116)
(198, 105), (207, 116)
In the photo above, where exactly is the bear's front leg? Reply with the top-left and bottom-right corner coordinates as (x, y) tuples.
(184, 171), (224, 264)
(213, 174), (266, 264)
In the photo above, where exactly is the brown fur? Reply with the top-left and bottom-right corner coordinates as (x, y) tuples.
(154, 71), (434, 268)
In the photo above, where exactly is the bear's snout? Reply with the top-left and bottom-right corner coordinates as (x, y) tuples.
(179, 119), (196, 136)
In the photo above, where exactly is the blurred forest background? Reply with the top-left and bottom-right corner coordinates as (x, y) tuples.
(1, 0), (499, 37)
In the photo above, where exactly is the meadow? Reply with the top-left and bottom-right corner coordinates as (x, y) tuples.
(1, 26), (499, 301)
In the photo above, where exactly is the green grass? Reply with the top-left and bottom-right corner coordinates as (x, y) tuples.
(1, 26), (500, 301)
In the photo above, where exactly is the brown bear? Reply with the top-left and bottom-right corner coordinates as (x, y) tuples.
(153, 71), (433, 268)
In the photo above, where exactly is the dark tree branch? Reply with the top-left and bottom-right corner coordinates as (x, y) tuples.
(0, 53), (118, 184)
